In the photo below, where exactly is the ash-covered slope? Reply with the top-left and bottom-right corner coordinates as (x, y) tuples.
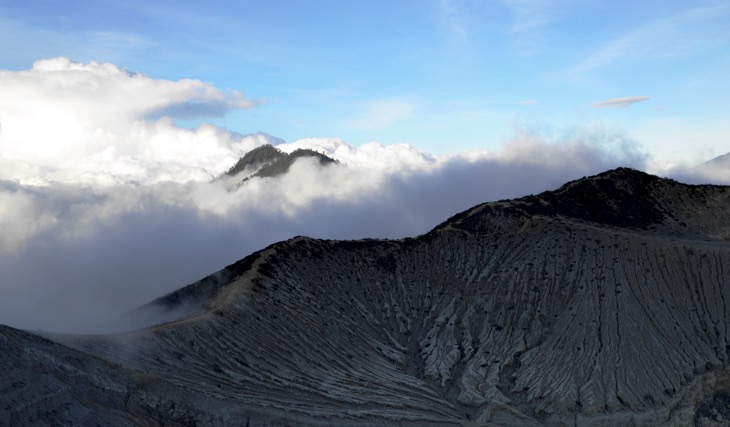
(4, 168), (730, 426)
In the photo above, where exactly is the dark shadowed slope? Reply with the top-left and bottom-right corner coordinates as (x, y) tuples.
(253, 148), (337, 178)
(224, 144), (338, 183)
(4, 168), (730, 426)
(225, 144), (286, 177)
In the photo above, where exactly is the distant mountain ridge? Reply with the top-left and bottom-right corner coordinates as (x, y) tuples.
(224, 144), (338, 182)
(701, 152), (730, 168)
(440, 167), (728, 236)
(3, 168), (730, 426)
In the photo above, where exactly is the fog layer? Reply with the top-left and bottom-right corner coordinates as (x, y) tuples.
(0, 58), (719, 331)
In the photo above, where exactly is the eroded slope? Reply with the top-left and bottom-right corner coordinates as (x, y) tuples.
(7, 168), (730, 426)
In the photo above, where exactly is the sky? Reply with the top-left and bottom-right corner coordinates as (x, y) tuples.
(0, 1), (728, 332)
(1, 0), (728, 165)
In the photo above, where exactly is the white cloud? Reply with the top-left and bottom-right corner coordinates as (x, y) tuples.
(591, 96), (650, 109)
(0, 58), (651, 332)
(0, 131), (648, 332)
(278, 138), (438, 173)
(0, 57), (261, 185)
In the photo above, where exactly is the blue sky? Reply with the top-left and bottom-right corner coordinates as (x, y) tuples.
(1, 0), (729, 166)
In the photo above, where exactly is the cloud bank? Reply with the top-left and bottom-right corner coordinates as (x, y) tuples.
(0, 58), (652, 332)
(0, 57), (260, 186)
(591, 96), (650, 109)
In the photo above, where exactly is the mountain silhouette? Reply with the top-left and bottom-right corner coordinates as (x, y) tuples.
(224, 144), (338, 183)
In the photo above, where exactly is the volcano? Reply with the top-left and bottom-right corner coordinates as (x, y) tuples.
(3, 168), (730, 426)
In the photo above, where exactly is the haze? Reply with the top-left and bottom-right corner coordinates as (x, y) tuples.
(0, 1), (728, 331)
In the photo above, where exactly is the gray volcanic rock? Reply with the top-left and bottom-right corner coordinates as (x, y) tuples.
(0, 324), (229, 426)
(4, 168), (730, 426)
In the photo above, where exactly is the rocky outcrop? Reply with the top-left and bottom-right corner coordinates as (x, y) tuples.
(225, 144), (286, 177)
(224, 144), (337, 182)
(3, 168), (730, 426)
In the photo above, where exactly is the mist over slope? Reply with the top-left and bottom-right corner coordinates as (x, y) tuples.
(0, 131), (649, 332)
(4, 58), (727, 334)
(3, 168), (730, 426)
(220, 144), (338, 190)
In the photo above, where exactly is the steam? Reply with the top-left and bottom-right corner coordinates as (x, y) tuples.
(0, 135), (647, 332)
(0, 58), (657, 332)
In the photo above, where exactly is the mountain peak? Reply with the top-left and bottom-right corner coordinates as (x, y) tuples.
(524, 167), (667, 227)
(224, 145), (338, 181)
(225, 144), (285, 177)
(701, 152), (730, 168)
(440, 167), (729, 236)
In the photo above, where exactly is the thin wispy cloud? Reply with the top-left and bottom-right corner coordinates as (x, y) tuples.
(437, 0), (466, 41)
(572, 3), (730, 73)
(347, 97), (416, 131)
(0, 13), (152, 68)
(592, 96), (650, 109)
(500, 0), (563, 54)
(503, 0), (552, 34)
(434, 0), (474, 44)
